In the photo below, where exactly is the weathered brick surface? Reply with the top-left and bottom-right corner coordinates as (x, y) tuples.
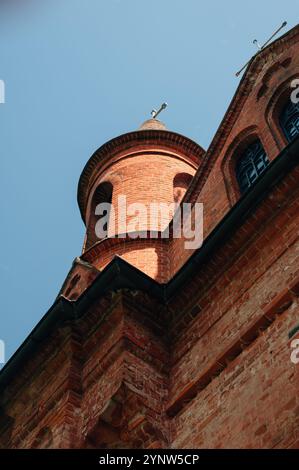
(171, 306), (299, 449)
(168, 193), (299, 447)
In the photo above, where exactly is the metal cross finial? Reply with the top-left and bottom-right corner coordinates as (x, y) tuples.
(151, 102), (168, 119)
(236, 21), (287, 77)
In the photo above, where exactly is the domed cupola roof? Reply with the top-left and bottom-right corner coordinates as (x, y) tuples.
(138, 118), (167, 131)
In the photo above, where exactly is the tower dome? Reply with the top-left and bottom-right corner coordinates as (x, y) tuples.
(138, 118), (167, 131)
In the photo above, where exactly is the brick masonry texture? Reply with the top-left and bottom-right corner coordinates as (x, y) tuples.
(0, 25), (299, 449)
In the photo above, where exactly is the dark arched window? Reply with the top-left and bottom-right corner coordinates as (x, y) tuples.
(173, 173), (193, 204)
(86, 182), (113, 250)
(280, 100), (299, 142)
(236, 140), (269, 194)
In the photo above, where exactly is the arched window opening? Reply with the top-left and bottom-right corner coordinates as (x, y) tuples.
(173, 173), (193, 204)
(86, 182), (113, 250)
(280, 99), (299, 142)
(236, 140), (269, 194)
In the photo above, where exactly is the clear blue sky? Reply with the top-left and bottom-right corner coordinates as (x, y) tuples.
(0, 0), (297, 363)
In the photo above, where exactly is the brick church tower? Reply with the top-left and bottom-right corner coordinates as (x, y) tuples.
(77, 116), (204, 283)
(1, 24), (299, 449)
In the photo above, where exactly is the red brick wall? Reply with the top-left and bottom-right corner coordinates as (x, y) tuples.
(0, 323), (82, 448)
(171, 302), (299, 448)
(0, 292), (171, 449)
(167, 171), (299, 448)
(80, 298), (170, 448)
